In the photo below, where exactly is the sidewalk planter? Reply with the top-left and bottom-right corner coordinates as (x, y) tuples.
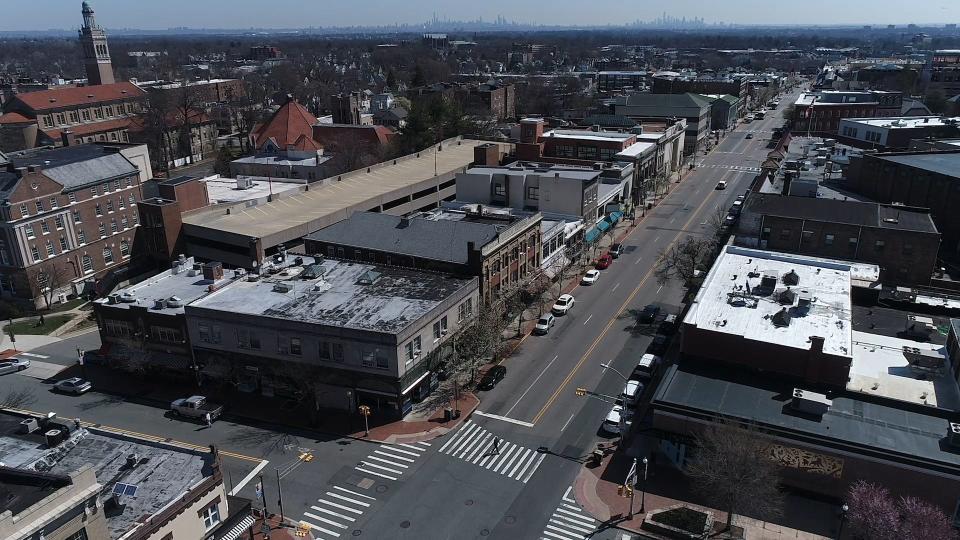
(642, 504), (715, 539)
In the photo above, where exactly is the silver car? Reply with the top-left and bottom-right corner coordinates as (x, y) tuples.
(54, 377), (92, 395)
(0, 358), (30, 375)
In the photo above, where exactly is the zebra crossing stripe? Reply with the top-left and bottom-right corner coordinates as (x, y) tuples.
(355, 467), (397, 481)
(309, 505), (356, 522)
(315, 499), (364, 514)
(445, 423), (481, 455)
(365, 455), (409, 468)
(331, 486), (376, 501)
(326, 492), (372, 507)
(550, 518), (593, 535)
(544, 524), (582, 539)
(485, 442), (514, 469)
(300, 516), (342, 537)
(373, 449), (415, 463)
(521, 453), (547, 483)
(360, 461), (404, 475)
(491, 444), (518, 472)
(505, 448), (531, 478)
(555, 508), (595, 525)
(454, 427), (486, 459)
(437, 421), (471, 453)
(303, 512), (349, 530)
(415, 441), (431, 447)
(515, 449), (541, 481)
(464, 432), (493, 463)
(379, 445), (421, 458)
(399, 443), (424, 451)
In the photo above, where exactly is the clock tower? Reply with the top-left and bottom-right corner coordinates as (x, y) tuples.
(78, 1), (115, 85)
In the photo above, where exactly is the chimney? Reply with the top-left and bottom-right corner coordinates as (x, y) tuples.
(61, 130), (76, 147)
(809, 335), (825, 356)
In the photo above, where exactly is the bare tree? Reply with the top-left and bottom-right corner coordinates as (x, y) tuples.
(454, 303), (505, 384)
(685, 421), (785, 531)
(34, 262), (69, 310)
(654, 236), (718, 292)
(847, 480), (957, 540)
(0, 387), (37, 410)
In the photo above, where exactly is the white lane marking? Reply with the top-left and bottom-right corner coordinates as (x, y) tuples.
(465, 432), (493, 463)
(331, 486), (376, 501)
(374, 449), (416, 462)
(229, 459), (269, 496)
(563, 486), (574, 501)
(326, 492), (372, 507)
(438, 421), (474, 454)
(18, 352), (49, 358)
(669, 217), (676, 224)
(359, 461), (404, 475)
(612, 282), (620, 292)
(582, 314), (593, 325)
(309, 505), (356, 522)
(302, 512), (349, 530)
(654, 235), (661, 242)
(522, 453), (547, 483)
(492, 444), (519, 473)
(355, 467), (397, 481)
(445, 423), (482, 455)
(656, 285), (663, 294)
(399, 443), (424, 451)
(416, 441), (431, 447)
(377, 446), (420, 458)
(315, 499), (364, 514)
(507, 448), (533, 478)
(504, 354), (560, 417)
(560, 413), (575, 432)
(634, 256), (643, 265)
(544, 524), (582, 539)
(486, 442), (515, 470)
(300, 516), (342, 537)
(474, 410), (536, 428)
(499, 446), (525, 475)
(365, 455), (409, 468)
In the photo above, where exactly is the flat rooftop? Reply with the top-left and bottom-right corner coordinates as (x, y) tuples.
(183, 138), (507, 242)
(686, 246), (880, 358)
(843, 116), (960, 129)
(189, 255), (477, 334)
(231, 154), (332, 167)
(873, 152), (960, 179)
(466, 164), (602, 182)
(542, 129), (635, 142)
(655, 361), (960, 472)
(743, 193), (938, 233)
(202, 176), (302, 204)
(0, 413), (212, 538)
(616, 141), (657, 158)
(95, 256), (227, 315)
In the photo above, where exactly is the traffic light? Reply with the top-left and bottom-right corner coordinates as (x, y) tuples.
(575, 387), (587, 396)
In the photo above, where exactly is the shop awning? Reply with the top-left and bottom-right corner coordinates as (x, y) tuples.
(596, 220), (612, 232)
(584, 228), (602, 244)
(609, 211), (624, 224)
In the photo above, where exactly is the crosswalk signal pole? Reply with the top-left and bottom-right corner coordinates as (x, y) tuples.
(359, 405), (371, 437)
(275, 468), (284, 522)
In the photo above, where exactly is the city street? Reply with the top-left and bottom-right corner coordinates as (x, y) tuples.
(0, 98), (793, 539)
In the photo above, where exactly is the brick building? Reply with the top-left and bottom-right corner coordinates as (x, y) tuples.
(0, 82), (147, 151)
(0, 143), (151, 306)
(735, 193), (941, 285)
(651, 74), (747, 116)
(837, 116), (960, 150)
(792, 90), (903, 133)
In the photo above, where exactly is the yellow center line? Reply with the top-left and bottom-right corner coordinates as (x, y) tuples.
(8, 407), (264, 463)
(531, 168), (735, 425)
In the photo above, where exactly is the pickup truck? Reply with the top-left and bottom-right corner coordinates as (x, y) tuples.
(170, 395), (223, 421)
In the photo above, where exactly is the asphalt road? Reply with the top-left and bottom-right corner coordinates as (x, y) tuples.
(0, 95), (798, 540)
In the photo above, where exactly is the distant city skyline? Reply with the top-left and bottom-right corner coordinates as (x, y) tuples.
(1, 0), (958, 31)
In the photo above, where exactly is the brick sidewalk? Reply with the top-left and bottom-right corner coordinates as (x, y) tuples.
(574, 448), (830, 540)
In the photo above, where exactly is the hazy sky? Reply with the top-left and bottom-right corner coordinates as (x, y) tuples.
(3, 0), (959, 30)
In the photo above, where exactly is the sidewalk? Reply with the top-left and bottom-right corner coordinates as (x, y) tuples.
(574, 446), (831, 540)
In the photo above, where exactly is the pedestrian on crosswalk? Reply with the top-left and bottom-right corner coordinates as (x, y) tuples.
(491, 436), (500, 455)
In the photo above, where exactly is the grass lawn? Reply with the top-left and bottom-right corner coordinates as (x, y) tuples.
(5, 314), (73, 336)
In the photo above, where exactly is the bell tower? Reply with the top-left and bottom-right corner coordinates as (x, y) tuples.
(78, 1), (115, 85)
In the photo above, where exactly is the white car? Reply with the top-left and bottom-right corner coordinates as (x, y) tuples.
(0, 358), (30, 375)
(601, 403), (625, 435)
(552, 294), (576, 316)
(581, 269), (600, 285)
(716, 181), (727, 190)
(54, 377), (93, 395)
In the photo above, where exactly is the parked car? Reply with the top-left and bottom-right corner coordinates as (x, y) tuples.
(54, 377), (92, 395)
(730, 200), (743, 214)
(478, 365), (506, 390)
(601, 403), (625, 435)
(0, 358), (30, 375)
(745, 133), (754, 139)
(170, 395), (223, 421)
(609, 243), (625, 258)
(621, 379), (646, 407)
(724, 214), (737, 226)
(534, 314), (556, 335)
(595, 253), (613, 269)
(582, 269), (601, 285)
(657, 314), (678, 336)
(638, 304), (660, 324)
(552, 294), (576, 315)
(647, 334), (669, 355)
(716, 180), (727, 190)
(633, 354), (662, 381)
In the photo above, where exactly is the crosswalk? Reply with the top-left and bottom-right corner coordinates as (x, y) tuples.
(17, 352), (50, 359)
(705, 164), (761, 173)
(436, 420), (546, 483)
(540, 486), (598, 540)
(354, 440), (431, 481)
(298, 440), (432, 538)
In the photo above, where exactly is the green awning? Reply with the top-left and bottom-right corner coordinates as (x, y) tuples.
(596, 220), (612, 232)
(609, 211), (624, 224)
(585, 228), (602, 244)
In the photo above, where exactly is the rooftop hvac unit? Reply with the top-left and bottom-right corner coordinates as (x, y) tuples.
(903, 346), (945, 371)
(165, 296), (183, 308)
(236, 177), (254, 190)
(119, 292), (137, 303)
(153, 299), (165, 309)
(949, 422), (960, 449)
(790, 389), (832, 416)
(19, 418), (39, 434)
(273, 282), (293, 293)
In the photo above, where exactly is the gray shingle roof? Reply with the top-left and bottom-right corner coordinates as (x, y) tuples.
(745, 193), (938, 232)
(306, 211), (501, 265)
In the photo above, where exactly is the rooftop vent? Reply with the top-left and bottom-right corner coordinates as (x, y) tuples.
(165, 296), (183, 308)
(119, 292), (136, 303)
(948, 422), (960, 449)
(152, 299), (165, 309)
(357, 270), (381, 285)
(790, 388), (832, 417)
(772, 307), (791, 327)
(760, 271), (779, 290)
(903, 346), (945, 372)
(797, 290), (813, 308)
(778, 288), (797, 306)
(273, 282), (293, 293)
(783, 269), (799, 286)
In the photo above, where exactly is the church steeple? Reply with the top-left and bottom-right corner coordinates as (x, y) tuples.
(78, 1), (115, 85)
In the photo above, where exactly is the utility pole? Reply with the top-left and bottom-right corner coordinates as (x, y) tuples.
(275, 468), (285, 522)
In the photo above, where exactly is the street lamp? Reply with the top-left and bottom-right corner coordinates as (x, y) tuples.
(600, 362), (630, 402)
(358, 405), (371, 437)
(639, 456), (649, 513)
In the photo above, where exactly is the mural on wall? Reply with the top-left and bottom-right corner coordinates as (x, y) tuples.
(767, 443), (844, 479)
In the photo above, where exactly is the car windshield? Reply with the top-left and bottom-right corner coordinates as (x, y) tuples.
(557, 298), (568, 305)
(537, 318), (550, 325)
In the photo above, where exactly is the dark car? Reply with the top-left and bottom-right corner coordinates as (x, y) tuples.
(638, 304), (660, 324)
(657, 314), (678, 336)
(609, 243), (625, 258)
(647, 334), (669, 355)
(745, 133), (754, 139)
(478, 365), (507, 390)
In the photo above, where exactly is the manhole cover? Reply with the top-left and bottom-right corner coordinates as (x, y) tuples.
(480, 529), (490, 536)
(504, 515), (517, 524)
(465, 499), (474, 506)
(400, 521), (410, 529)
(352, 529), (362, 536)
(375, 484), (388, 494)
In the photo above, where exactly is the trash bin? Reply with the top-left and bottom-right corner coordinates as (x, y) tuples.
(444, 407), (454, 422)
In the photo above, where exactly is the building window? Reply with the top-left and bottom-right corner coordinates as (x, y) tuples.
(128, 194), (136, 206)
(98, 223), (106, 237)
(465, 298), (473, 317)
(875, 240), (885, 252)
(81, 110), (91, 122)
(106, 199), (114, 213)
(25, 224), (35, 238)
(55, 215), (64, 229)
(103, 319), (132, 338)
(319, 342), (330, 360)
(59, 236), (68, 252)
(103, 247), (114, 264)
(77, 229), (86, 245)
(49, 197), (59, 209)
(554, 145), (575, 158)
(405, 342), (415, 365)
(153, 327), (182, 343)
(110, 219), (118, 234)
(73, 210), (82, 223)
(103, 182), (110, 194)
(119, 196), (126, 209)
(361, 348), (375, 367)
(45, 240), (55, 257)
(31, 245), (41, 262)
(91, 186), (99, 198)
(120, 240), (129, 257)
(95, 203), (103, 216)
(114, 179), (121, 191)
(125, 177), (132, 188)
(494, 184), (506, 197)
(35, 200), (44, 214)
(289, 337), (302, 355)
(237, 329), (261, 350)
(600, 147), (615, 160)
(332, 343), (343, 363)
(40, 221), (49, 235)
(200, 502), (221, 531)
(199, 323), (221, 344)
(81, 255), (93, 273)
(779, 228), (791, 239)
(19, 203), (28, 217)
(132, 213), (138, 225)
(433, 321), (442, 341)
(527, 186), (539, 200)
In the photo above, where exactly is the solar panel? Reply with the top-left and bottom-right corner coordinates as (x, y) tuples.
(112, 483), (125, 495)
(124, 484), (138, 496)
(113, 483), (139, 497)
